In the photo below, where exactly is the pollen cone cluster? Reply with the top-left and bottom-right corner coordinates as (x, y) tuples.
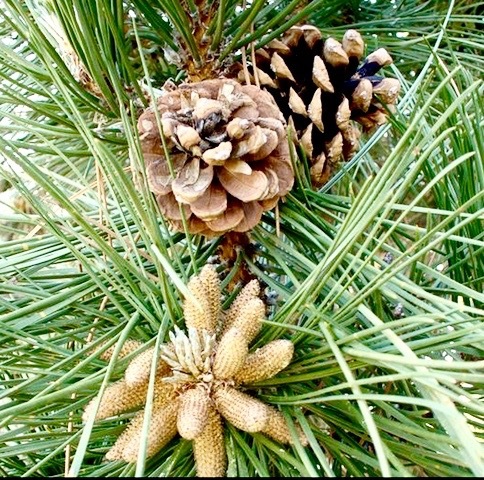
(83, 265), (307, 477)
(229, 25), (400, 187)
(138, 79), (294, 236)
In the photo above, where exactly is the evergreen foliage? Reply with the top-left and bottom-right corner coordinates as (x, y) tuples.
(0, 0), (483, 477)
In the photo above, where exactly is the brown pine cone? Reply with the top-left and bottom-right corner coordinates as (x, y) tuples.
(138, 79), (294, 236)
(230, 26), (401, 187)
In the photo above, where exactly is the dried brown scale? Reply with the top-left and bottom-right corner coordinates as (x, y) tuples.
(138, 78), (294, 236)
(83, 265), (306, 476)
(228, 25), (400, 188)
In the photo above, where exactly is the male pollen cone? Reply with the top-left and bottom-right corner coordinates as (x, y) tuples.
(138, 79), (294, 236)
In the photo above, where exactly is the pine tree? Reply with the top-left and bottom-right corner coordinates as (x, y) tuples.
(0, 1), (483, 478)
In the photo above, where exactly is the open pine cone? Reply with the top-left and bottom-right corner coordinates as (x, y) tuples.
(138, 79), (294, 236)
(230, 25), (401, 187)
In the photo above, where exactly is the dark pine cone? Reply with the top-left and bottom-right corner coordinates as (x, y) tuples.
(230, 26), (401, 187)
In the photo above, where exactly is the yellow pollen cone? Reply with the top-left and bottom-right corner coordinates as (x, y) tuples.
(213, 386), (269, 432)
(261, 407), (308, 446)
(98, 339), (143, 362)
(233, 339), (294, 384)
(198, 264), (222, 329)
(109, 391), (179, 462)
(83, 379), (148, 422)
(193, 407), (226, 477)
(223, 279), (260, 330)
(227, 297), (264, 343)
(85, 264), (307, 477)
(184, 275), (217, 334)
(177, 386), (210, 440)
(212, 327), (248, 379)
(124, 346), (171, 388)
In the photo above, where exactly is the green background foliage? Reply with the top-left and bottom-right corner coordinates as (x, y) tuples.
(0, 0), (483, 477)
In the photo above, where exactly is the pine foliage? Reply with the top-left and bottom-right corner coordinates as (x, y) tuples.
(0, 0), (483, 477)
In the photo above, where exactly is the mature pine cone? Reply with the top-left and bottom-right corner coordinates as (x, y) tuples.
(138, 79), (294, 236)
(230, 26), (401, 187)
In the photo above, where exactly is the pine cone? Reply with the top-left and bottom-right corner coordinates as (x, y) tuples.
(138, 79), (294, 236)
(230, 26), (401, 187)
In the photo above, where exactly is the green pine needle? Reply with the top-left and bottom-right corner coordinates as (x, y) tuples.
(1, 0), (483, 477)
